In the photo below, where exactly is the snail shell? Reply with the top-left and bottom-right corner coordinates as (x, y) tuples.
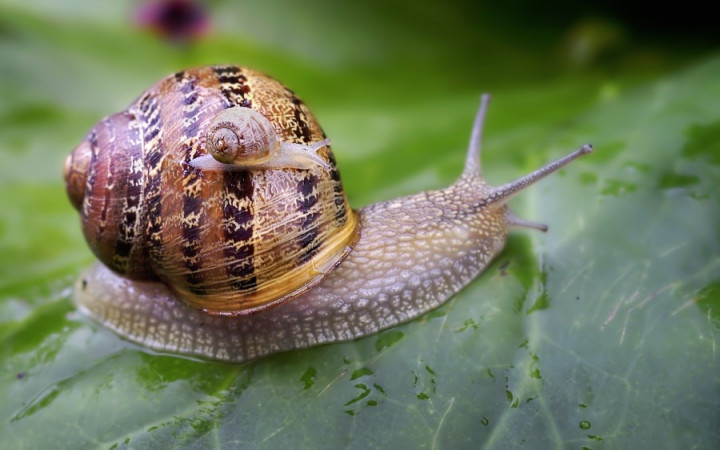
(64, 66), (357, 315)
(64, 65), (592, 363)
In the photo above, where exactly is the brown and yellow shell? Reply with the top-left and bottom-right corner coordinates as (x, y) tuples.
(63, 66), (358, 315)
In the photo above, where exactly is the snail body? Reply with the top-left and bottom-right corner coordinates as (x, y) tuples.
(65, 65), (591, 363)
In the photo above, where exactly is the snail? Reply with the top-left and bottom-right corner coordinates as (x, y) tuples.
(190, 106), (331, 171)
(64, 65), (592, 363)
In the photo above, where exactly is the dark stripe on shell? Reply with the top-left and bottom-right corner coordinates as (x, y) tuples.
(213, 66), (237, 75)
(145, 125), (160, 142)
(147, 111), (161, 131)
(296, 174), (320, 264)
(289, 94), (312, 144)
(177, 74), (207, 294)
(327, 151), (347, 223)
(288, 94), (331, 260)
(141, 94), (165, 259)
(213, 66), (258, 293)
(213, 66), (250, 107)
(181, 181), (204, 293)
(113, 114), (143, 270)
(223, 171), (257, 291)
(288, 96), (329, 263)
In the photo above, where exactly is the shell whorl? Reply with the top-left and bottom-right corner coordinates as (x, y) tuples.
(64, 65), (358, 315)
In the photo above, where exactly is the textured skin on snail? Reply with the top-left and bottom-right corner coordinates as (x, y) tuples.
(66, 65), (592, 363)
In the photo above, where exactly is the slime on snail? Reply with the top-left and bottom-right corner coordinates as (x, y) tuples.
(63, 65), (592, 363)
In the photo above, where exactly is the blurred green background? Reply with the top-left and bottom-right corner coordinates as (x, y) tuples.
(1, 0), (719, 448)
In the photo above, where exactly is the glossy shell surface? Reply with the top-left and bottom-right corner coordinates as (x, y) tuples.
(64, 66), (357, 315)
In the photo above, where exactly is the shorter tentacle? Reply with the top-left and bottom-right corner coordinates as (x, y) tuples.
(507, 214), (548, 232)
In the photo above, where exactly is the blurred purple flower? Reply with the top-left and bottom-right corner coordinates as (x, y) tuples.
(134, 0), (209, 42)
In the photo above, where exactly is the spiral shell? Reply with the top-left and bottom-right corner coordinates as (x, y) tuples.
(64, 65), (358, 315)
(205, 107), (279, 165)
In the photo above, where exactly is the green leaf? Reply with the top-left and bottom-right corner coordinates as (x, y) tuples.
(1, 1), (719, 449)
